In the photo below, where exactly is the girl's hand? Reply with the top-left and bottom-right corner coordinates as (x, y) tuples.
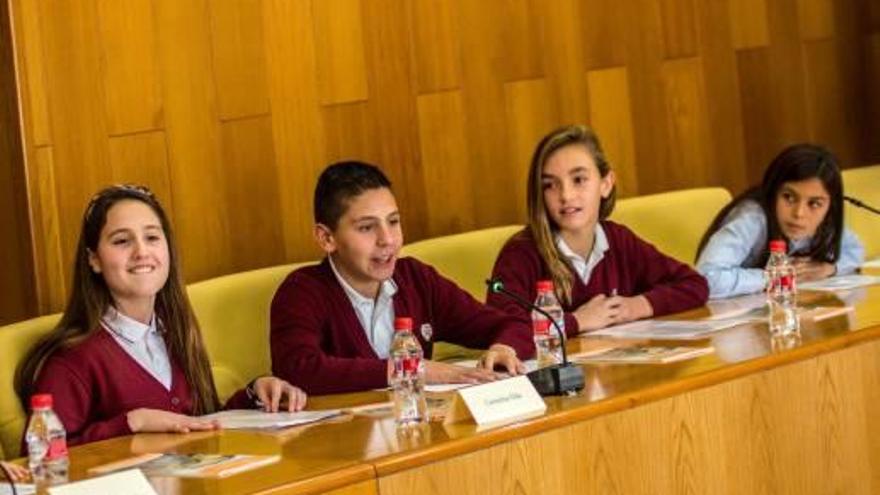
(574, 294), (653, 331)
(252, 376), (307, 412)
(791, 257), (835, 282)
(126, 408), (219, 434)
(424, 360), (499, 384)
(478, 344), (526, 375)
(0, 461), (29, 482)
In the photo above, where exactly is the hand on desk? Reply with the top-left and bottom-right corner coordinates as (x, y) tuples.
(792, 257), (835, 282)
(574, 294), (653, 331)
(0, 461), (28, 482)
(252, 376), (308, 412)
(478, 344), (526, 375)
(424, 360), (500, 385)
(126, 408), (219, 434)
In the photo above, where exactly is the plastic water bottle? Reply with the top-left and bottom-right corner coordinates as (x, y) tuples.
(389, 317), (428, 427)
(533, 280), (565, 368)
(25, 394), (69, 486)
(765, 240), (799, 337)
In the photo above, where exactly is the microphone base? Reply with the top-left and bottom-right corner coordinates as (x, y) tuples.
(527, 363), (585, 396)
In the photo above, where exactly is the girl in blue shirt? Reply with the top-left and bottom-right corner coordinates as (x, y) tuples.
(696, 144), (864, 298)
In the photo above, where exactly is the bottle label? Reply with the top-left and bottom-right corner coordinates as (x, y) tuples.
(46, 437), (67, 460)
(533, 319), (550, 336)
(398, 357), (421, 375)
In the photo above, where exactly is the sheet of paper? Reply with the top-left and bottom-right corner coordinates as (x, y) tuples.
(0, 484), (35, 495)
(861, 258), (880, 269)
(48, 469), (156, 495)
(199, 409), (341, 429)
(799, 274), (880, 292)
(589, 318), (751, 340)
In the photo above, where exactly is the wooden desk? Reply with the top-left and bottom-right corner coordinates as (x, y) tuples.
(56, 285), (880, 494)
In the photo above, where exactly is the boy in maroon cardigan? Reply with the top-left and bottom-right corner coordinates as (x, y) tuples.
(271, 162), (533, 395)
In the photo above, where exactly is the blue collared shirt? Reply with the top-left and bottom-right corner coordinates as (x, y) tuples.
(696, 200), (864, 299)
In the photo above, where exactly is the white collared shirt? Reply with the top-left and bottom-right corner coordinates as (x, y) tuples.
(328, 257), (399, 358)
(101, 307), (172, 390)
(555, 223), (610, 284)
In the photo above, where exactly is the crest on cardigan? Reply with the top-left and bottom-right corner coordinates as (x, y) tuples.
(420, 323), (433, 342)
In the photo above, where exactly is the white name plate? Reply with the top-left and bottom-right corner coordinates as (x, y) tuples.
(48, 469), (157, 495)
(444, 375), (547, 427)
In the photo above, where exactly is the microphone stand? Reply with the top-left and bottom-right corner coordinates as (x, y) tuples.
(845, 196), (880, 216)
(487, 278), (585, 396)
(0, 462), (18, 495)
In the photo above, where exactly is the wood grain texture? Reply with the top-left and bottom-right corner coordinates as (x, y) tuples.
(208, 0), (270, 120)
(3, 0), (878, 318)
(96, 0), (163, 134)
(0, 0), (33, 324)
(377, 340), (880, 495)
(587, 67), (638, 197)
(313, 0), (369, 105)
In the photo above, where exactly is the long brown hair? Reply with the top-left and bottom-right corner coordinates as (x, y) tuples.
(526, 125), (617, 305)
(696, 143), (844, 266)
(15, 185), (220, 414)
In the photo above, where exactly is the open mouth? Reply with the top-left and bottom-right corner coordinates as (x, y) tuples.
(128, 264), (156, 274)
(559, 206), (582, 216)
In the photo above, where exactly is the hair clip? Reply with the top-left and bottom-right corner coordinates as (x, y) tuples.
(84, 183), (156, 220)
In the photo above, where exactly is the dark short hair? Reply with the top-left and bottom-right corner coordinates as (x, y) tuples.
(314, 161), (392, 229)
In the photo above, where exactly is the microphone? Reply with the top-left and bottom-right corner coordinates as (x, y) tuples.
(844, 195), (880, 216)
(487, 278), (585, 396)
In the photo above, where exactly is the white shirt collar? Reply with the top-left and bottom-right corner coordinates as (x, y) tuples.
(101, 307), (158, 344)
(328, 256), (398, 306)
(555, 223), (609, 283)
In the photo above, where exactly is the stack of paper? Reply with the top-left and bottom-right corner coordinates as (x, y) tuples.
(574, 345), (714, 364)
(199, 409), (341, 429)
(799, 274), (880, 291)
(589, 318), (751, 340)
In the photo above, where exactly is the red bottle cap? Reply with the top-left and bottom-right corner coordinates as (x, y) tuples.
(394, 317), (413, 331)
(769, 240), (786, 253)
(536, 280), (554, 293)
(30, 394), (53, 409)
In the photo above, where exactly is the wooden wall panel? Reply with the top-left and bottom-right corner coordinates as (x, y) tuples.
(797, 0), (835, 41)
(13, 0), (50, 146)
(409, 0), (462, 94)
(659, 57), (713, 187)
(262, 0), (324, 263)
(154, 0), (230, 281)
(0, 0), (33, 324)
(504, 78), (556, 223)
(728, 0), (770, 49)
(658, 0), (698, 59)
(208, 0), (270, 120)
(313, 0), (369, 105)
(40, 0), (113, 270)
(96, 0), (163, 134)
(107, 131), (172, 207)
(29, 147), (66, 314)
(541, 0), (590, 125)
(2, 0), (877, 318)
(581, 0), (628, 69)
(219, 116), (285, 271)
(416, 90), (474, 236)
(587, 67), (638, 197)
(360, 0), (428, 241)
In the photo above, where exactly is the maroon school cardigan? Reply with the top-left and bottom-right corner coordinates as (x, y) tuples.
(487, 222), (709, 337)
(270, 257), (534, 395)
(26, 330), (253, 449)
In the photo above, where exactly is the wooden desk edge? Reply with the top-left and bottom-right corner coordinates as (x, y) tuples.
(252, 463), (376, 495)
(371, 323), (880, 476)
